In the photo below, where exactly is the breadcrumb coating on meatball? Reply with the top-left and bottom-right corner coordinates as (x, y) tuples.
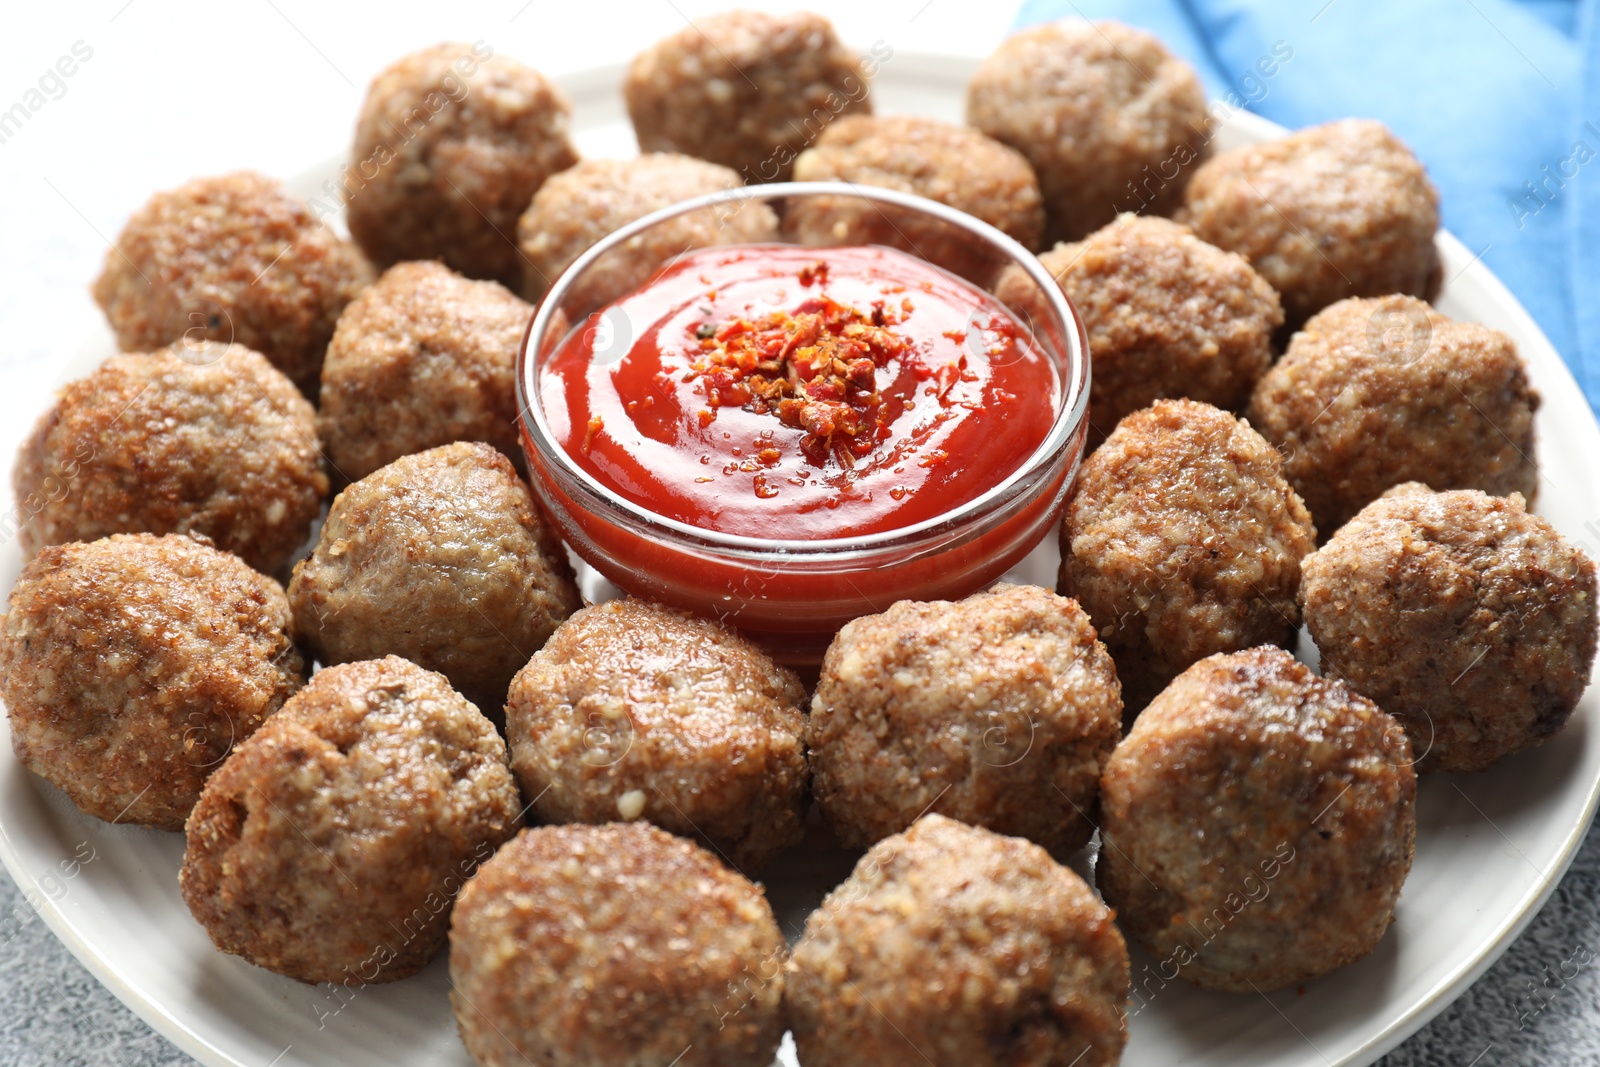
(808, 583), (1122, 857)
(1059, 399), (1316, 714)
(505, 597), (808, 872)
(346, 42), (578, 287)
(449, 822), (786, 1067)
(787, 814), (1130, 1067)
(1098, 646), (1416, 992)
(318, 261), (531, 482)
(1248, 295), (1539, 535)
(1302, 483), (1598, 772)
(91, 170), (371, 396)
(181, 656), (522, 985)
(12, 342), (328, 576)
(1, 533), (304, 831)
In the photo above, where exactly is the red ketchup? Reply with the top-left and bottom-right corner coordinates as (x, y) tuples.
(540, 245), (1060, 539)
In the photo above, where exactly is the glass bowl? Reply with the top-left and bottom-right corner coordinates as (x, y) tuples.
(516, 181), (1090, 663)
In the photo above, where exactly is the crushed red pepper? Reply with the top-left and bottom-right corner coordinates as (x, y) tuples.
(683, 289), (914, 467)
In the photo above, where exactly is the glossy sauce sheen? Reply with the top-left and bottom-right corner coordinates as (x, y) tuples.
(541, 245), (1060, 539)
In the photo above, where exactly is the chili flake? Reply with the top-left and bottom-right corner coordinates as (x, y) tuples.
(684, 289), (914, 467)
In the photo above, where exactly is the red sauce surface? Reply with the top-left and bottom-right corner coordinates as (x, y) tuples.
(541, 245), (1059, 539)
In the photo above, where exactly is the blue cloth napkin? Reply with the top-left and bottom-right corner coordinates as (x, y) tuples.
(1014, 0), (1600, 414)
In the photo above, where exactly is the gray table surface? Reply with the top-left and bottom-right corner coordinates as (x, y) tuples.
(4, 821), (1600, 1066)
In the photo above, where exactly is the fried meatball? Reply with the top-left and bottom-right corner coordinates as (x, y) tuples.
(181, 657), (521, 984)
(318, 261), (531, 482)
(788, 114), (1045, 252)
(450, 822), (785, 1067)
(0, 533), (303, 831)
(289, 443), (578, 716)
(808, 584), (1121, 857)
(13, 343), (327, 576)
(1302, 484), (1598, 773)
(787, 814), (1129, 1067)
(996, 215), (1282, 442)
(505, 597), (807, 872)
(91, 171), (371, 395)
(1179, 119), (1441, 330)
(625, 10), (871, 183)
(516, 154), (779, 308)
(968, 20), (1209, 244)
(1098, 646), (1417, 992)
(1059, 399), (1316, 713)
(346, 43), (578, 287)
(1247, 295), (1540, 535)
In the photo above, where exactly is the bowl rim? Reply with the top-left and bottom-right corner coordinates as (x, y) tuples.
(515, 179), (1090, 557)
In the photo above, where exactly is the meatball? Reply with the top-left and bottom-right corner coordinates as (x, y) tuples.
(1302, 484), (1598, 773)
(787, 814), (1129, 1067)
(91, 171), (370, 395)
(516, 154), (779, 309)
(450, 822), (785, 1067)
(788, 114), (1045, 252)
(181, 657), (521, 985)
(1059, 399), (1316, 713)
(968, 20), (1209, 244)
(808, 584), (1122, 857)
(318, 261), (531, 482)
(289, 443), (579, 716)
(0, 533), (304, 831)
(346, 43), (578, 287)
(13, 342), (327, 576)
(1179, 119), (1441, 330)
(505, 597), (807, 872)
(624, 10), (871, 183)
(996, 215), (1282, 442)
(1247, 295), (1540, 535)
(1098, 646), (1417, 992)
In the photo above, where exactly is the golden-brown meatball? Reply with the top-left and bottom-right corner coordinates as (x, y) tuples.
(516, 153), (779, 309)
(1179, 119), (1441, 330)
(505, 597), (808, 872)
(91, 171), (370, 395)
(346, 43), (578, 286)
(181, 657), (522, 984)
(808, 584), (1122, 857)
(13, 342), (327, 576)
(789, 114), (1045, 252)
(968, 20), (1209, 243)
(996, 214), (1283, 442)
(1302, 483), (1598, 772)
(1098, 646), (1417, 992)
(449, 822), (786, 1067)
(0, 533), (304, 830)
(289, 443), (579, 716)
(624, 10), (872, 183)
(318, 261), (531, 482)
(1248, 295), (1539, 535)
(1059, 399), (1316, 713)
(787, 814), (1129, 1067)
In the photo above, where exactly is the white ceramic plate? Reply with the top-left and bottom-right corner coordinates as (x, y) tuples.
(3, 52), (1599, 1067)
